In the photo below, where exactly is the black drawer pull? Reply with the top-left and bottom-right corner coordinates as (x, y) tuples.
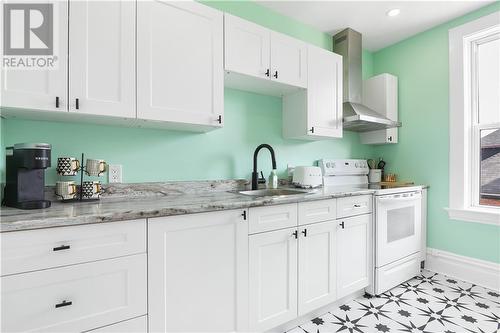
(353, 204), (361, 208)
(55, 96), (60, 108)
(292, 230), (298, 239)
(53, 245), (70, 251)
(55, 300), (72, 308)
(339, 221), (345, 229)
(75, 98), (80, 110)
(301, 229), (307, 237)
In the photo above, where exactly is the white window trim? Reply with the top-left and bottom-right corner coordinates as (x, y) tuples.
(448, 11), (500, 226)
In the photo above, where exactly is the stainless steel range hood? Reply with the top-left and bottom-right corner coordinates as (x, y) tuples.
(333, 28), (401, 132)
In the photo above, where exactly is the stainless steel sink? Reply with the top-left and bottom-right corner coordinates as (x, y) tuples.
(237, 188), (312, 198)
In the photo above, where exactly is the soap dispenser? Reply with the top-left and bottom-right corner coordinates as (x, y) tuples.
(268, 169), (278, 189)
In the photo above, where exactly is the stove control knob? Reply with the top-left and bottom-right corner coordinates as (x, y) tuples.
(355, 162), (359, 167)
(326, 162), (331, 168)
(332, 162), (336, 168)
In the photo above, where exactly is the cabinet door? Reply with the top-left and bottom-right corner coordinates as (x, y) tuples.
(249, 228), (298, 331)
(69, 0), (135, 118)
(224, 14), (270, 80)
(137, 1), (223, 128)
(298, 221), (336, 315)
(270, 32), (307, 88)
(307, 46), (342, 138)
(336, 214), (371, 299)
(0, 0), (68, 111)
(84, 316), (147, 333)
(148, 209), (248, 332)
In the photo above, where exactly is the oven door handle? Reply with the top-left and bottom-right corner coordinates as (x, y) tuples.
(378, 193), (421, 201)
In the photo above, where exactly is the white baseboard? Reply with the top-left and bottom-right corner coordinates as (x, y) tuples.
(426, 247), (500, 290)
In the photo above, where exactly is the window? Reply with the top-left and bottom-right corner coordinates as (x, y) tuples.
(448, 12), (500, 225)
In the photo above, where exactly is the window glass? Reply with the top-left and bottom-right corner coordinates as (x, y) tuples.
(480, 128), (500, 207)
(477, 37), (500, 124)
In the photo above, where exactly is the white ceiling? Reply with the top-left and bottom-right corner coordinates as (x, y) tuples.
(258, 1), (494, 51)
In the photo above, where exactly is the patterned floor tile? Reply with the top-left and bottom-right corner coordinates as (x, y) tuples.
(286, 270), (500, 333)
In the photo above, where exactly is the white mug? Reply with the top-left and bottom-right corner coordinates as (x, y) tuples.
(86, 159), (106, 176)
(56, 181), (77, 200)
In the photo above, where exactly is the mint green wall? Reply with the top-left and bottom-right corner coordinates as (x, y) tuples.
(371, 3), (500, 263)
(1, 1), (372, 186)
(3, 90), (372, 185)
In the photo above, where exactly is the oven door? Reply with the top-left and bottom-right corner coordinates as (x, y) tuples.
(376, 191), (422, 267)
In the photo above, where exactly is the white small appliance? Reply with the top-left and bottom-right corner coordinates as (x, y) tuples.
(292, 166), (323, 188)
(319, 158), (423, 295)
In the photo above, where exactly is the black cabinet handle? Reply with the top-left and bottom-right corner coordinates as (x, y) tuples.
(217, 115), (222, 124)
(75, 98), (79, 110)
(301, 229), (307, 237)
(241, 210), (247, 220)
(55, 96), (60, 108)
(53, 245), (70, 251)
(55, 300), (72, 308)
(339, 221), (345, 229)
(309, 127), (314, 133)
(273, 71), (278, 79)
(265, 69), (270, 77)
(353, 204), (361, 208)
(292, 230), (298, 239)
(388, 136), (393, 142)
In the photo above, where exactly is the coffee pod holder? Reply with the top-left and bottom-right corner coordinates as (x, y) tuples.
(56, 153), (105, 202)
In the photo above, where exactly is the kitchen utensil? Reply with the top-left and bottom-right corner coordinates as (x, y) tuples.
(367, 159), (376, 169)
(377, 158), (386, 170)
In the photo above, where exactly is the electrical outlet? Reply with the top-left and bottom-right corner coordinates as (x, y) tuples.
(108, 164), (123, 183)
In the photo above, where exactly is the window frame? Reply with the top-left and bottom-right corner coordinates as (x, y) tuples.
(448, 11), (500, 225)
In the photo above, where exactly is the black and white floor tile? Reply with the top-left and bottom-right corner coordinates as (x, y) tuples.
(287, 270), (500, 333)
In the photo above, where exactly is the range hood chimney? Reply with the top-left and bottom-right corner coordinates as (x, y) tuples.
(333, 28), (401, 132)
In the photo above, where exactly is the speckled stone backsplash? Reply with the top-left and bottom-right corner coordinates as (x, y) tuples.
(45, 179), (250, 201)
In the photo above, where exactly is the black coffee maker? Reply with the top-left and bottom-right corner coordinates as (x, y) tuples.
(4, 143), (52, 209)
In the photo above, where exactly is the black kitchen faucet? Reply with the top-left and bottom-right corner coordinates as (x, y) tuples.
(252, 144), (276, 190)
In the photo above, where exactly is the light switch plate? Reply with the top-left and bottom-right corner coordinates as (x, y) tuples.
(108, 164), (123, 183)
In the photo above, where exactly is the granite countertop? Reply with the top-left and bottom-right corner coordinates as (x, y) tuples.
(0, 180), (381, 233)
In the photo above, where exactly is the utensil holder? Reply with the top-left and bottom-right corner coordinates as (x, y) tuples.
(368, 169), (382, 183)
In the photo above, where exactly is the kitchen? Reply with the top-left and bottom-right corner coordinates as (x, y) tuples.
(1, 1), (499, 333)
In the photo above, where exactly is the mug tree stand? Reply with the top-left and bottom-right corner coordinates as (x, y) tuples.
(56, 153), (104, 203)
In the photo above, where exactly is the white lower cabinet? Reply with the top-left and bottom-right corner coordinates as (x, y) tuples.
(249, 227), (298, 332)
(148, 209), (248, 332)
(298, 221), (337, 315)
(336, 214), (371, 299)
(0, 254), (147, 333)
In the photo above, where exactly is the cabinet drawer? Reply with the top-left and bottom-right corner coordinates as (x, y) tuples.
(298, 199), (336, 225)
(84, 316), (147, 333)
(1, 254), (147, 333)
(336, 195), (372, 218)
(1, 219), (146, 276)
(249, 203), (297, 234)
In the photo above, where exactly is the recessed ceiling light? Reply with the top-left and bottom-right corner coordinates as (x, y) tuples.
(386, 9), (401, 17)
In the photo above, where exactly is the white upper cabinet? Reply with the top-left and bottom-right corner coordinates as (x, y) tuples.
(283, 45), (343, 140)
(0, 0), (68, 112)
(69, 0), (135, 118)
(360, 73), (398, 144)
(137, 1), (224, 130)
(270, 32), (307, 88)
(224, 14), (270, 80)
(224, 14), (307, 90)
(148, 209), (248, 332)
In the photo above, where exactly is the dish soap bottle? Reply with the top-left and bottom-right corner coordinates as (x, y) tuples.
(268, 169), (278, 189)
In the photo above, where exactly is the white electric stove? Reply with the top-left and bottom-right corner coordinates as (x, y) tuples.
(319, 159), (423, 295)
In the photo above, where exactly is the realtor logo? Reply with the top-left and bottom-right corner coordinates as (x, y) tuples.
(2, 2), (58, 69)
